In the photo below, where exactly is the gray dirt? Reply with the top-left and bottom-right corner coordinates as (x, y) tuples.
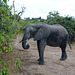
(13, 34), (75, 75)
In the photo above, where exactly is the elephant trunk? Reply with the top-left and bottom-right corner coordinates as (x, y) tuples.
(20, 29), (30, 50)
(19, 36), (30, 50)
(22, 41), (30, 50)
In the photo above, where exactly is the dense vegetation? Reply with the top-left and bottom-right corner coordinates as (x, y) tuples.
(0, 0), (20, 74)
(0, 0), (75, 74)
(46, 11), (75, 41)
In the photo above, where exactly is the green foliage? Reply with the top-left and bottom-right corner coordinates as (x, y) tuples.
(46, 11), (75, 40)
(0, 0), (17, 53)
(18, 19), (27, 31)
(0, 66), (8, 75)
(18, 19), (41, 31)
(0, 0), (19, 74)
(15, 58), (21, 70)
(3, 0), (9, 4)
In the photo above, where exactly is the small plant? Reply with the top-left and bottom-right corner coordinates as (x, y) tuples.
(15, 58), (21, 70)
(0, 66), (8, 75)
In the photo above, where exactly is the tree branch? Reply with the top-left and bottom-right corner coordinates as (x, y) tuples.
(15, 6), (26, 22)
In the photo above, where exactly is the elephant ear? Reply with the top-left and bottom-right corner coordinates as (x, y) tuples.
(34, 25), (50, 41)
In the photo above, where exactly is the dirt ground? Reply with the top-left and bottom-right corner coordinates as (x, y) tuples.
(13, 34), (75, 75)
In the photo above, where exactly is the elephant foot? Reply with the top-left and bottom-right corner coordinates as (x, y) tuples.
(60, 55), (67, 61)
(38, 60), (44, 65)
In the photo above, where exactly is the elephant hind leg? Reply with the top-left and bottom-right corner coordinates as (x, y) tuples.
(60, 48), (67, 61)
(60, 41), (67, 61)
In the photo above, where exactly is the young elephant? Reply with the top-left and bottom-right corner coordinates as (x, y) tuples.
(20, 23), (72, 65)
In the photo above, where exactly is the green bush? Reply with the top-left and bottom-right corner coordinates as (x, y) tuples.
(0, 0), (20, 74)
(0, 66), (8, 75)
(15, 58), (21, 70)
(0, 0), (18, 53)
(46, 11), (75, 41)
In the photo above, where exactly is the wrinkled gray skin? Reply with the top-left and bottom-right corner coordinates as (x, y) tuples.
(20, 23), (72, 65)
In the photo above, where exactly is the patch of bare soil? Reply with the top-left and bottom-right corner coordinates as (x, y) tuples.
(11, 34), (75, 75)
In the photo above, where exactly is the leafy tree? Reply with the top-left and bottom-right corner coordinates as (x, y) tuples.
(46, 11), (75, 41)
(3, 0), (9, 4)
(0, 0), (21, 74)
(0, 0), (17, 53)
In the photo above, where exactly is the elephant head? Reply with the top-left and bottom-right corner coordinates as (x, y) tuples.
(20, 23), (50, 50)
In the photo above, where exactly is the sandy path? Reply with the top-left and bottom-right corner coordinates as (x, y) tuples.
(13, 34), (75, 75)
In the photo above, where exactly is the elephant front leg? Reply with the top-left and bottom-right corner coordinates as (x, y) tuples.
(37, 39), (46, 65)
(37, 41), (40, 61)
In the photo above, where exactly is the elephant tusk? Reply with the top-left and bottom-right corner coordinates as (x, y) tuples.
(19, 40), (27, 43)
(19, 40), (22, 43)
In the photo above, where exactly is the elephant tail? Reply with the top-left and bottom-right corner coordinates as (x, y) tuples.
(68, 37), (72, 50)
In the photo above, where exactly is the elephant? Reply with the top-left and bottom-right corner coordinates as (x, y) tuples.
(20, 23), (72, 65)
